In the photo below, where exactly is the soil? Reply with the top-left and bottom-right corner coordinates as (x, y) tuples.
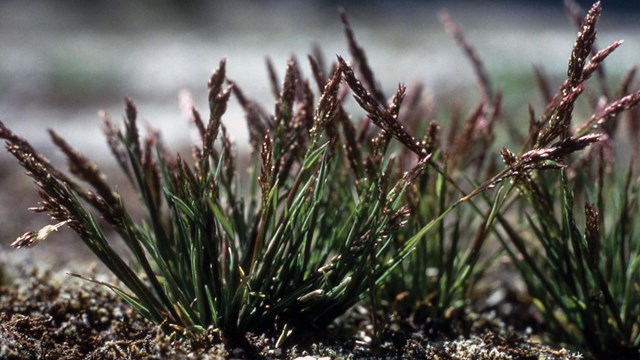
(0, 266), (583, 359)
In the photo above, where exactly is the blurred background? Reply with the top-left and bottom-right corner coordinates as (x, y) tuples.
(2, 0), (639, 154)
(0, 0), (639, 270)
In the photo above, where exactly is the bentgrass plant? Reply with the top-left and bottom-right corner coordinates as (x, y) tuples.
(494, 2), (640, 358)
(2, 2), (640, 356)
(381, 3), (640, 357)
(0, 56), (434, 342)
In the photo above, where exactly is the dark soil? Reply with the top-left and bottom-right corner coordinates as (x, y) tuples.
(0, 267), (583, 359)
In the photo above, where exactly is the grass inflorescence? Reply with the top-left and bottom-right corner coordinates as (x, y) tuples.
(1, 1), (640, 358)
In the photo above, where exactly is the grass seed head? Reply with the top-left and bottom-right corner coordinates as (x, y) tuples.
(10, 220), (72, 249)
(584, 202), (600, 269)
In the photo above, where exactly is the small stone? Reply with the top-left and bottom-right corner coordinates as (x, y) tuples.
(231, 348), (244, 357)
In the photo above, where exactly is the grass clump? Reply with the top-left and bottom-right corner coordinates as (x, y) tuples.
(2, 1), (640, 358)
(0, 55), (429, 343)
(494, 2), (640, 358)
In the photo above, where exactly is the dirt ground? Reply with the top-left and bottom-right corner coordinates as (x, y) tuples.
(0, 268), (583, 359)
